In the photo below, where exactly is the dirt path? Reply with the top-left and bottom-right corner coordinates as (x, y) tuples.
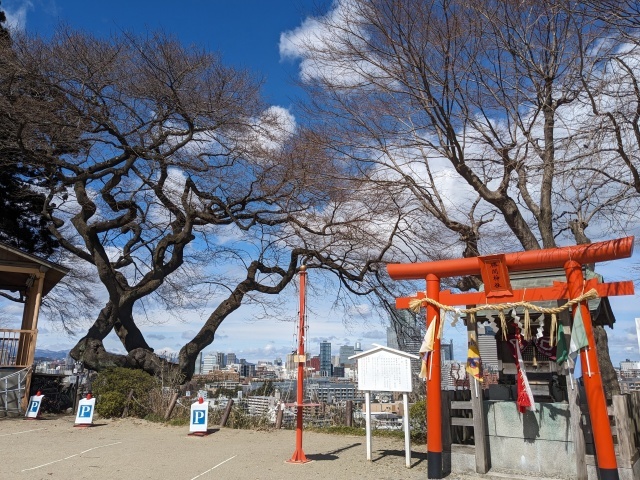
(1, 415), (448, 480)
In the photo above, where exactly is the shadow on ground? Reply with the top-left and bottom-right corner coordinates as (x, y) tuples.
(306, 442), (362, 461)
(187, 428), (220, 436)
(373, 448), (428, 467)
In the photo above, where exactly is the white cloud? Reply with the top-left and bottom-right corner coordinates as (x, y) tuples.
(346, 303), (371, 318)
(279, 0), (390, 87)
(255, 105), (297, 152)
(3, 0), (32, 32)
(279, 16), (321, 61)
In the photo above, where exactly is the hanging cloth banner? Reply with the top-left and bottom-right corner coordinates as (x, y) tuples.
(573, 355), (583, 380)
(533, 335), (556, 360)
(555, 325), (569, 365)
(418, 316), (437, 379)
(569, 306), (592, 377)
(508, 329), (535, 413)
(569, 307), (589, 357)
(465, 339), (483, 382)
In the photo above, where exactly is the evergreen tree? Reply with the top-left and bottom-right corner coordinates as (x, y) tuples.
(0, 3), (58, 256)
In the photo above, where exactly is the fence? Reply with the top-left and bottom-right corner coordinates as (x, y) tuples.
(0, 329), (36, 367)
(0, 367), (31, 415)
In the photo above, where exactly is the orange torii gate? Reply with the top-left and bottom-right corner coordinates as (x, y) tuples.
(387, 236), (635, 480)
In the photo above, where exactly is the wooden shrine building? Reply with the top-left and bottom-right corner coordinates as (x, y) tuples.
(0, 242), (68, 413)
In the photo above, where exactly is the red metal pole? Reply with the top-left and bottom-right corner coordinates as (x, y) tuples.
(288, 265), (309, 464)
(564, 260), (618, 480)
(426, 273), (443, 479)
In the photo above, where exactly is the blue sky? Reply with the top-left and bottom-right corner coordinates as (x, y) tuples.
(2, 0), (640, 367)
(2, 0), (316, 107)
(1, 0), (392, 363)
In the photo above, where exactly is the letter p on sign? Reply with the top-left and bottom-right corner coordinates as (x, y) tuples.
(79, 405), (93, 417)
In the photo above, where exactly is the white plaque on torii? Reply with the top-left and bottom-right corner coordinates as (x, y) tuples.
(350, 344), (419, 468)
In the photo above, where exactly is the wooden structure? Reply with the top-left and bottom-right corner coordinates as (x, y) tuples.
(608, 392), (640, 474)
(388, 237), (634, 480)
(0, 242), (68, 408)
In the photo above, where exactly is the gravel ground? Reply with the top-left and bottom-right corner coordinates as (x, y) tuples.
(0, 414), (568, 480)
(1, 414), (490, 480)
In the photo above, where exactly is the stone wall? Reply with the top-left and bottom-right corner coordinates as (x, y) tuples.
(485, 401), (577, 477)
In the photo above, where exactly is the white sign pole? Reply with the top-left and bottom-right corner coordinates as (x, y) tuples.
(403, 392), (411, 467)
(365, 391), (372, 461)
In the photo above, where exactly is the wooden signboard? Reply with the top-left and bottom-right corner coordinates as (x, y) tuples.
(356, 349), (413, 393)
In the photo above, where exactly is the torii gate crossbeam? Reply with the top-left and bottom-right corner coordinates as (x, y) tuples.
(387, 237), (635, 480)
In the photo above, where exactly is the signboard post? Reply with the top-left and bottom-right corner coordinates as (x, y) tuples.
(350, 344), (419, 468)
(25, 391), (44, 419)
(189, 397), (209, 436)
(74, 394), (96, 427)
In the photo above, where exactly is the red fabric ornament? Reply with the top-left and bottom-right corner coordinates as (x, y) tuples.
(516, 368), (532, 413)
(508, 327), (535, 413)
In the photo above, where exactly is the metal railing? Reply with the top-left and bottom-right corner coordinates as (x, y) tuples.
(0, 366), (31, 415)
(0, 329), (36, 367)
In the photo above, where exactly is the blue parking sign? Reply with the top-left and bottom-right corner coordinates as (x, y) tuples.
(25, 394), (43, 419)
(192, 410), (205, 424)
(189, 399), (209, 433)
(75, 397), (96, 426)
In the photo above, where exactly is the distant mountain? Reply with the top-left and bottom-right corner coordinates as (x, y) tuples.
(34, 349), (69, 360)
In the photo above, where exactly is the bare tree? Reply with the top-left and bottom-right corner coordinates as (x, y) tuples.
(0, 28), (399, 379)
(285, 0), (639, 393)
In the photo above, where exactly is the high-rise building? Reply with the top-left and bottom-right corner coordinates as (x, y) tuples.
(388, 309), (422, 374)
(388, 310), (456, 375)
(477, 323), (499, 370)
(320, 341), (332, 377)
(240, 363), (256, 378)
(388, 309), (422, 355)
(216, 352), (226, 368)
(441, 339), (454, 361)
(202, 353), (218, 374)
(339, 345), (355, 366)
(194, 352), (203, 375)
(307, 355), (320, 372)
(286, 352), (296, 371)
(387, 326), (400, 350)
(441, 360), (456, 390)
(354, 342), (363, 355)
(226, 352), (237, 365)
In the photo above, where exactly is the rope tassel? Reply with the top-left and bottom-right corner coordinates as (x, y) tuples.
(405, 289), (599, 344)
(550, 313), (557, 347)
(499, 310), (508, 340)
(523, 309), (531, 341)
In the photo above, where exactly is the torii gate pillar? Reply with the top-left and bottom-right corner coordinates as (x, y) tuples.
(565, 261), (618, 480)
(425, 274), (443, 479)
